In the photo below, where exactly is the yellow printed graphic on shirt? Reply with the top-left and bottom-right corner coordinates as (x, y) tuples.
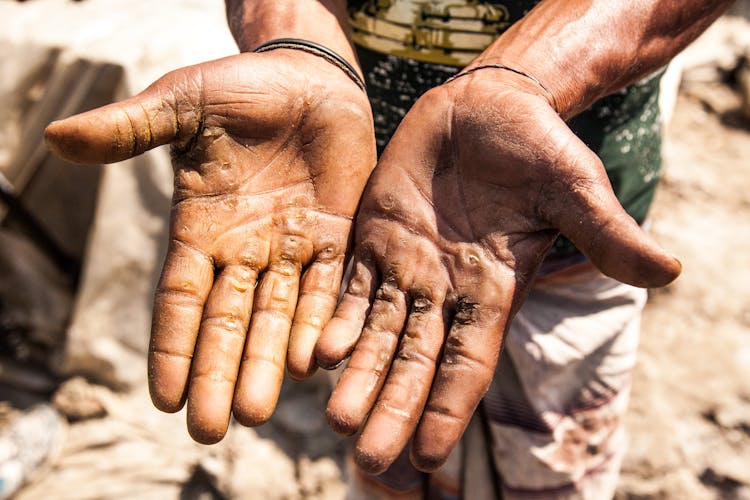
(349, 1), (513, 66)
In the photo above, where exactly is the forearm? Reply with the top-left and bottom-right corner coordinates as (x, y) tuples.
(225, 0), (357, 68)
(470, 0), (733, 118)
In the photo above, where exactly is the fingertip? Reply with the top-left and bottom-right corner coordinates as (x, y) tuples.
(148, 387), (186, 414)
(287, 323), (321, 380)
(631, 230), (683, 287)
(45, 111), (122, 164)
(232, 399), (274, 428)
(324, 403), (361, 436)
(410, 421), (457, 472)
(314, 348), (350, 371)
(187, 419), (228, 445)
(609, 242), (683, 289)
(43, 119), (62, 145)
(286, 354), (317, 381)
(44, 118), (79, 163)
(408, 446), (447, 473)
(353, 444), (392, 476)
(232, 371), (278, 427)
(147, 360), (188, 414)
(289, 259), (343, 378)
(44, 84), (186, 165)
(670, 255), (683, 279)
(314, 319), (356, 369)
(645, 253), (682, 288)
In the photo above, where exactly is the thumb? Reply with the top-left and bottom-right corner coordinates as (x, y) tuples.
(44, 69), (202, 164)
(542, 151), (681, 289)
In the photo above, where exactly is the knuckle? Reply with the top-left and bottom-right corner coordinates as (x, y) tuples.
(396, 340), (438, 371)
(348, 342), (391, 378)
(154, 287), (204, 307)
(270, 259), (298, 277)
(375, 282), (403, 305)
(452, 296), (480, 325)
(365, 321), (400, 341)
(442, 341), (491, 371)
(346, 271), (372, 298)
(239, 353), (284, 374)
(425, 401), (466, 424)
(150, 348), (193, 361)
(299, 288), (337, 304)
(237, 255), (263, 273)
(201, 314), (246, 336)
(315, 245), (343, 263)
(191, 369), (235, 385)
(348, 361), (387, 381)
(228, 264), (258, 285)
(410, 296), (435, 314)
(439, 353), (495, 396)
(294, 311), (325, 329)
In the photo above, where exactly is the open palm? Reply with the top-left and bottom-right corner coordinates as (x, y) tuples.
(315, 71), (680, 473)
(45, 51), (376, 443)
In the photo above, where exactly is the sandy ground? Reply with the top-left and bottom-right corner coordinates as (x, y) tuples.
(1, 1), (749, 499)
(618, 71), (750, 499)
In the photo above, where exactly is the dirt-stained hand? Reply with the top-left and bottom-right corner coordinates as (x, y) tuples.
(45, 51), (376, 443)
(315, 71), (681, 474)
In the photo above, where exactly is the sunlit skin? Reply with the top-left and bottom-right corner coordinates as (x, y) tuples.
(311, 0), (732, 474)
(315, 71), (681, 474)
(44, 0), (733, 477)
(45, 51), (376, 444)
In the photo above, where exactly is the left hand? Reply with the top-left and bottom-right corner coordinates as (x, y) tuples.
(315, 70), (681, 473)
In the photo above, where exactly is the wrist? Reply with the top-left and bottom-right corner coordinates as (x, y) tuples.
(225, 0), (360, 76)
(253, 39), (366, 93)
(464, 0), (628, 118)
(465, 51), (606, 120)
(468, 0), (733, 119)
(446, 64), (558, 112)
(442, 64), (555, 113)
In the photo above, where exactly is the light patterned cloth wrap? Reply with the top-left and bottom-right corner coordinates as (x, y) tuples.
(348, 271), (647, 499)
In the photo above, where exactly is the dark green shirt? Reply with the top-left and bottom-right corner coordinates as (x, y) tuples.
(348, 0), (663, 261)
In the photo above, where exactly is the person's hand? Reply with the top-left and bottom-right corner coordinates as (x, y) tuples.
(45, 51), (376, 443)
(315, 70), (681, 473)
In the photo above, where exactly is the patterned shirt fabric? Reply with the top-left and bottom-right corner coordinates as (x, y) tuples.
(348, 0), (663, 260)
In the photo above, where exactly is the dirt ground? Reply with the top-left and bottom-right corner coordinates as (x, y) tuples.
(617, 65), (750, 499)
(1, 2), (749, 499)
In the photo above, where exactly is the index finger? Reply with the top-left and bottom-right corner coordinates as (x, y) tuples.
(354, 297), (447, 474)
(148, 239), (213, 412)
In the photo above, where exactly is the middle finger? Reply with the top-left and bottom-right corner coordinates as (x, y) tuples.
(186, 264), (257, 443)
(354, 296), (447, 474)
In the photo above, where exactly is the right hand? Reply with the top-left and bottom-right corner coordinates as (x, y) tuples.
(315, 70), (680, 473)
(45, 50), (376, 443)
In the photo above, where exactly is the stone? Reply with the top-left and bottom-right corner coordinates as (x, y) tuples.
(52, 377), (107, 422)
